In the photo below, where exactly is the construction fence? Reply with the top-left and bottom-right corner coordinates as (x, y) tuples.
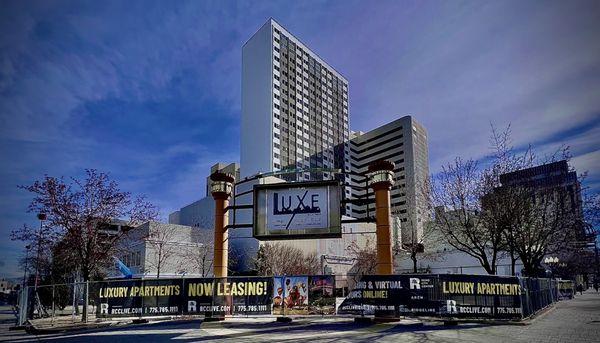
(17, 274), (575, 327)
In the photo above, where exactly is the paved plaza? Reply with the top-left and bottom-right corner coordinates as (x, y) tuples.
(1, 290), (599, 342)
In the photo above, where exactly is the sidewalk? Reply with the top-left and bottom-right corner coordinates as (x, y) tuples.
(1, 292), (598, 342)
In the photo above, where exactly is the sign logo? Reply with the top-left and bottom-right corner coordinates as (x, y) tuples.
(446, 300), (457, 314)
(409, 278), (421, 290)
(253, 181), (342, 240)
(266, 187), (328, 231)
(273, 191), (321, 215)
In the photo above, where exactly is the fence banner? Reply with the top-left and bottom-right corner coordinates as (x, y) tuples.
(337, 274), (524, 320)
(308, 275), (336, 315)
(89, 274), (557, 320)
(337, 275), (439, 317)
(208, 277), (272, 316)
(557, 280), (574, 300)
(439, 274), (522, 319)
(273, 275), (336, 316)
(95, 277), (273, 318)
(95, 279), (181, 317)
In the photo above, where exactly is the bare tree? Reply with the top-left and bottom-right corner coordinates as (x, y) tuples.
(254, 243), (320, 276)
(11, 170), (157, 321)
(512, 185), (579, 276)
(142, 223), (181, 278)
(483, 125), (582, 276)
(13, 170), (157, 281)
(182, 227), (214, 277)
(485, 124), (536, 275)
(392, 176), (444, 273)
(347, 237), (377, 285)
(432, 158), (504, 274)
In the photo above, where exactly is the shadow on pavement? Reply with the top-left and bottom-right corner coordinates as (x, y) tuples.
(21, 318), (501, 343)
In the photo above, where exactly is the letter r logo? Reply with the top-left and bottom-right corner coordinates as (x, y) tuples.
(100, 303), (109, 315)
(410, 278), (420, 290)
(188, 300), (197, 312)
(446, 300), (457, 314)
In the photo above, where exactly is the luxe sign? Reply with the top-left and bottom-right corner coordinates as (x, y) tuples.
(253, 181), (341, 240)
(268, 187), (327, 230)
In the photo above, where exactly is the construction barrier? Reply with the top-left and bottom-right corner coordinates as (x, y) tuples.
(18, 273), (567, 326)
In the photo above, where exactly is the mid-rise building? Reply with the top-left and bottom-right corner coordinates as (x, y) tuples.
(169, 162), (239, 228)
(499, 160), (584, 235)
(205, 163), (240, 197)
(348, 116), (429, 246)
(241, 19), (350, 191)
(114, 221), (213, 278)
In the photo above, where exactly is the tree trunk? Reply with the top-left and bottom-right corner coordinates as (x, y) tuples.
(411, 253), (418, 273)
(81, 266), (89, 322)
(510, 251), (517, 276)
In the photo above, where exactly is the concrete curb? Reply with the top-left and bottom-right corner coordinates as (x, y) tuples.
(26, 322), (114, 335)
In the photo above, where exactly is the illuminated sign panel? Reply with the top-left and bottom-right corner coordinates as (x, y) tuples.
(253, 181), (341, 240)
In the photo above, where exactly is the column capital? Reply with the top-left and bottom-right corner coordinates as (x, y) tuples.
(367, 160), (395, 190)
(210, 171), (235, 199)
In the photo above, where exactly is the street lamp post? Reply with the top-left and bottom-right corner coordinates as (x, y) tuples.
(22, 245), (31, 288)
(34, 213), (47, 292)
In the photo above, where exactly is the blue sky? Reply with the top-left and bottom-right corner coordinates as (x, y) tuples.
(1, 0), (599, 279)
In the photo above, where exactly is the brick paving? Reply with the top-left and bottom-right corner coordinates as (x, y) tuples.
(1, 290), (599, 342)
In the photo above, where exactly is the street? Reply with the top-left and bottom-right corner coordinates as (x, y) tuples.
(1, 291), (598, 342)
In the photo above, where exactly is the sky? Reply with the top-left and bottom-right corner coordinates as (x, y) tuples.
(1, 0), (599, 279)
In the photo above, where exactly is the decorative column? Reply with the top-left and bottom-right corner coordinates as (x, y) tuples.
(368, 160), (395, 275)
(210, 171), (235, 278)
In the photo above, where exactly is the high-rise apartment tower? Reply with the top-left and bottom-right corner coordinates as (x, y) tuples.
(241, 19), (350, 189)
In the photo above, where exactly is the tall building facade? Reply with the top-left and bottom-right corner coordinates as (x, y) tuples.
(499, 160), (583, 224)
(348, 116), (429, 245)
(241, 19), (350, 188)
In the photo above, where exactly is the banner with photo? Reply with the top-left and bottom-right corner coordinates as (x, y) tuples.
(272, 275), (336, 316)
(308, 275), (335, 315)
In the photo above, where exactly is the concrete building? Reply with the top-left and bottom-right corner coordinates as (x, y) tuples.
(205, 163), (240, 197)
(0, 279), (15, 294)
(394, 219), (524, 276)
(499, 160), (583, 218)
(348, 116), (429, 246)
(229, 175), (288, 272)
(169, 196), (214, 228)
(169, 162), (239, 228)
(241, 19), (350, 192)
(272, 219), (376, 290)
(114, 221), (213, 278)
